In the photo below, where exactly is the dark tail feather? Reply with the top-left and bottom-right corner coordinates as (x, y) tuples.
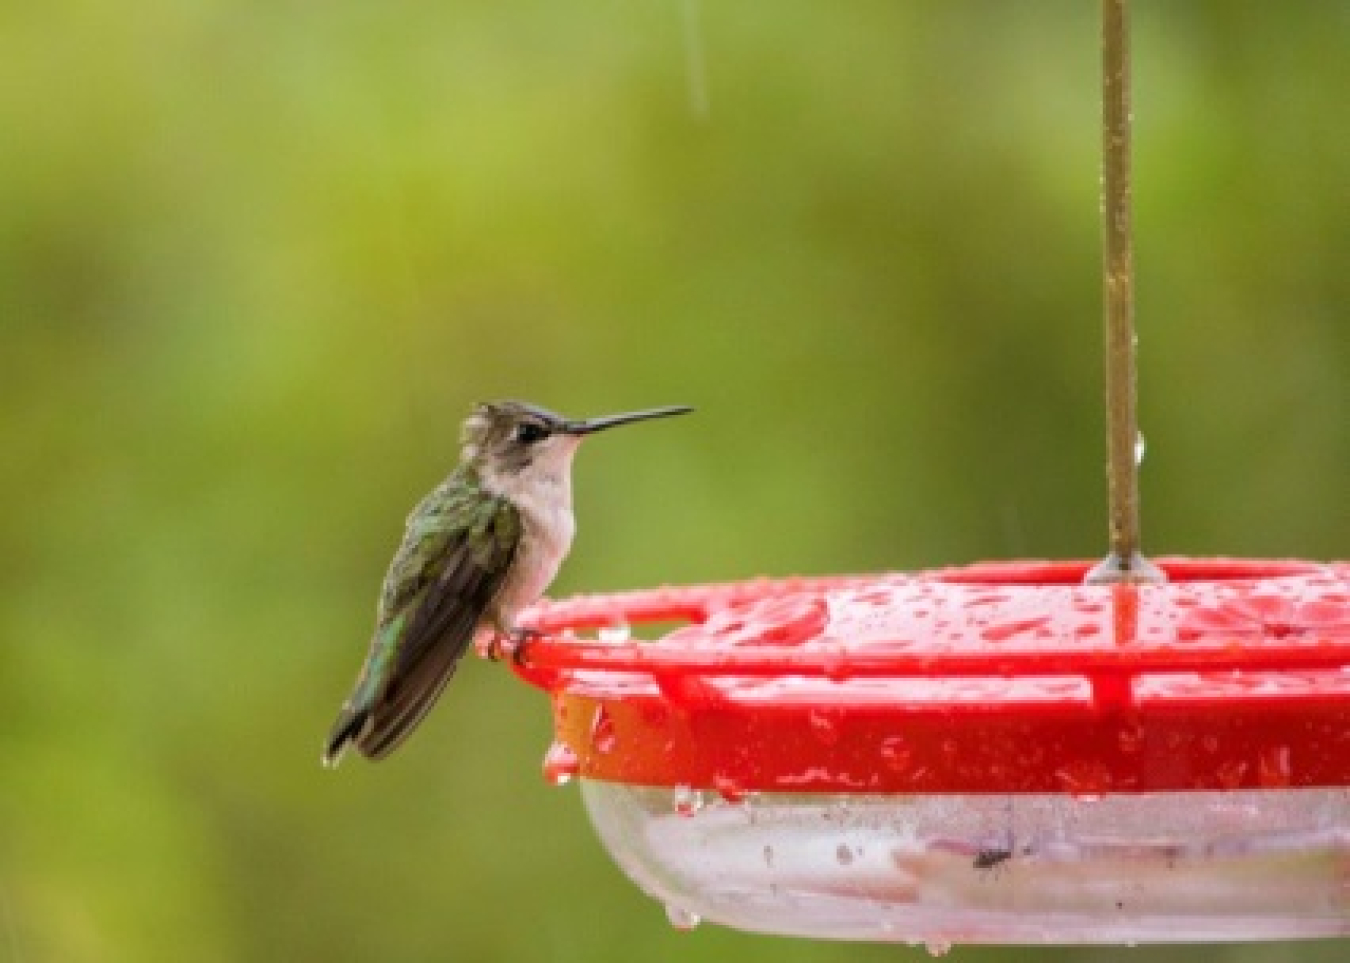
(355, 663), (457, 760)
(322, 705), (371, 768)
(321, 656), (457, 766)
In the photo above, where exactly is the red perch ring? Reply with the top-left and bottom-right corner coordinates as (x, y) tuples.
(512, 558), (1350, 795)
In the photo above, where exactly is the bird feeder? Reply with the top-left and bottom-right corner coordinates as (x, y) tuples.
(504, 1), (1348, 946)
(513, 559), (1350, 944)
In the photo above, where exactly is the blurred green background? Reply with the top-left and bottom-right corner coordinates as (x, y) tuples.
(2, 0), (1346, 960)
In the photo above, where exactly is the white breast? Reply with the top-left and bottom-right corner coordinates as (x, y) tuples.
(484, 457), (578, 630)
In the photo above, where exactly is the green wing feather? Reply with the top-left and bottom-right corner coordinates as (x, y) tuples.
(323, 468), (521, 765)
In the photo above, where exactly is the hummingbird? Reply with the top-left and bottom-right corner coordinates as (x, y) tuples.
(322, 400), (693, 766)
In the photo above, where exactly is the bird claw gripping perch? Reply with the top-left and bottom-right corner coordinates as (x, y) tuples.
(481, 627), (544, 665)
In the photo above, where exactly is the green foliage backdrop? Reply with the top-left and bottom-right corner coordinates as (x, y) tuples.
(1, 1), (1345, 960)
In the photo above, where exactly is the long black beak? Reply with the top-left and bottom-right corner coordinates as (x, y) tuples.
(564, 405), (694, 436)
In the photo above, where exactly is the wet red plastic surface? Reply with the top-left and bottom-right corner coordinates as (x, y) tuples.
(512, 559), (1350, 793)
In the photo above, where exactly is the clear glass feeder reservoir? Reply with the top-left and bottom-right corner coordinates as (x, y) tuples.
(513, 559), (1350, 945)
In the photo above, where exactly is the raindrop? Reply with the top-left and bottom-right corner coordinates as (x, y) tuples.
(835, 843), (855, 866)
(821, 645), (850, 682)
(1056, 763), (1108, 800)
(808, 709), (841, 746)
(598, 623), (631, 643)
(980, 616), (1050, 643)
(762, 845), (775, 868)
(1216, 760), (1248, 790)
(542, 742), (579, 786)
(713, 773), (746, 804)
(673, 784), (705, 817)
(1258, 745), (1292, 787)
(880, 736), (912, 772)
(665, 904), (702, 931)
(590, 706), (617, 754)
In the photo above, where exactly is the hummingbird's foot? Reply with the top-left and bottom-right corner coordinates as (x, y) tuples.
(483, 627), (543, 664)
(506, 627), (544, 666)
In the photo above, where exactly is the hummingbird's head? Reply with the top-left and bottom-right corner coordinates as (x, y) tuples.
(461, 400), (694, 489)
(461, 401), (574, 483)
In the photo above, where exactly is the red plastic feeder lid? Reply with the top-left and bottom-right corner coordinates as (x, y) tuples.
(513, 558), (1350, 794)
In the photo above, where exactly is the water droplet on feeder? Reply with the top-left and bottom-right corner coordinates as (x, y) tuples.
(598, 622), (631, 643)
(1216, 760), (1248, 789)
(590, 706), (617, 754)
(836, 843), (855, 866)
(665, 904), (701, 931)
(808, 709), (841, 746)
(673, 784), (705, 816)
(980, 616), (1051, 642)
(713, 773), (746, 803)
(542, 741), (579, 786)
(1056, 762), (1108, 800)
(880, 736), (912, 772)
(1259, 745), (1292, 787)
(820, 644), (850, 681)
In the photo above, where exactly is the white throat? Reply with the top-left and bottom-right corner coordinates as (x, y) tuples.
(479, 435), (581, 516)
(479, 436), (581, 627)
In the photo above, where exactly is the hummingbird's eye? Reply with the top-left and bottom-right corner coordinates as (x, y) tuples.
(514, 421), (549, 444)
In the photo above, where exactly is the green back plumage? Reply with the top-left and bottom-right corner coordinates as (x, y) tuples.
(323, 465), (521, 765)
